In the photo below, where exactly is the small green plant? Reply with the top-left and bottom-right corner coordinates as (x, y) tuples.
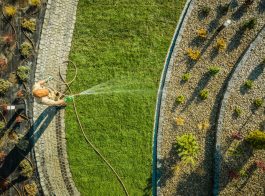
(234, 106), (242, 117)
(176, 134), (199, 166)
(17, 66), (30, 81)
(200, 6), (211, 17)
(21, 18), (36, 32)
(243, 18), (257, 30)
(4, 5), (16, 17)
(0, 79), (11, 94)
(182, 73), (191, 82)
(245, 130), (265, 149)
(0, 121), (5, 129)
(208, 66), (221, 76)
(20, 42), (33, 57)
(29, 0), (41, 7)
(253, 98), (264, 108)
(19, 159), (33, 178)
(176, 95), (185, 104)
(199, 89), (209, 100)
(244, 80), (253, 89)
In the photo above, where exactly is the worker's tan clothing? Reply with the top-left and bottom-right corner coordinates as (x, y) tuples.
(33, 83), (62, 106)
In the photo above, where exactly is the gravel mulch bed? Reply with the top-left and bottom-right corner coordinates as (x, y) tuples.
(218, 29), (265, 195)
(158, 0), (265, 195)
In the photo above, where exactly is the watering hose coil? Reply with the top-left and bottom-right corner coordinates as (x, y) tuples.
(59, 61), (129, 196)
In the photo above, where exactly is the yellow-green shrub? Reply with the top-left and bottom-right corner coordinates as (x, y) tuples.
(245, 130), (265, 149)
(4, 5), (16, 17)
(21, 18), (36, 32)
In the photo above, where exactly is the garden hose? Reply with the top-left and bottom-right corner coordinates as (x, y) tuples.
(58, 61), (129, 196)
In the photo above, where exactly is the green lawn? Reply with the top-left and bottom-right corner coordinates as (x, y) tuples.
(66, 1), (185, 195)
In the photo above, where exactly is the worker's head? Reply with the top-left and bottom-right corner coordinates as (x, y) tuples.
(32, 89), (49, 98)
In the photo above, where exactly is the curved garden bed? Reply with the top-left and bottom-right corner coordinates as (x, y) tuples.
(157, 0), (265, 195)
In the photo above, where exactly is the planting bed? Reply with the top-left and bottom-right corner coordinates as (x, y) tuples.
(0, 0), (46, 195)
(157, 0), (265, 195)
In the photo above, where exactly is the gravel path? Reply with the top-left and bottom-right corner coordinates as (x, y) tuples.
(33, 0), (79, 195)
(157, 0), (265, 195)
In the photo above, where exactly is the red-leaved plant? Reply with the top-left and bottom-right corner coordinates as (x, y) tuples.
(255, 160), (265, 172)
(231, 131), (243, 140)
(228, 170), (240, 179)
(2, 34), (14, 45)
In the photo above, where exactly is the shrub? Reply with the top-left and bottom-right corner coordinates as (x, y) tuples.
(216, 38), (227, 51)
(0, 151), (6, 163)
(200, 6), (211, 17)
(175, 117), (185, 126)
(208, 66), (221, 76)
(243, 18), (257, 30)
(29, 0), (41, 7)
(24, 182), (38, 196)
(182, 73), (191, 82)
(0, 121), (5, 130)
(245, 130), (265, 149)
(253, 98), (264, 108)
(1, 34), (13, 45)
(234, 106), (242, 117)
(255, 160), (265, 172)
(17, 66), (30, 81)
(176, 134), (199, 166)
(21, 18), (36, 32)
(231, 131), (243, 140)
(186, 48), (200, 61)
(0, 57), (7, 68)
(0, 79), (11, 94)
(199, 89), (209, 100)
(176, 95), (185, 104)
(19, 159), (33, 178)
(20, 42), (32, 57)
(4, 5), (16, 17)
(197, 28), (208, 39)
(197, 121), (210, 130)
(244, 80), (253, 89)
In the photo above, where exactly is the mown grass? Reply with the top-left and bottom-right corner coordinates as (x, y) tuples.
(66, 0), (186, 195)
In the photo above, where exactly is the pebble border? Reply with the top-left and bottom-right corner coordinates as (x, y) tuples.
(151, 0), (195, 195)
(213, 26), (265, 195)
(32, 0), (80, 195)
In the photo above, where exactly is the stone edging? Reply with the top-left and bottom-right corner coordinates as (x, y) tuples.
(151, 0), (195, 195)
(32, 0), (80, 195)
(213, 26), (265, 195)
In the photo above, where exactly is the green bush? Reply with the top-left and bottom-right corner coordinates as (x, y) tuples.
(254, 98), (264, 108)
(243, 18), (257, 30)
(176, 95), (185, 104)
(21, 18), (36, 32)
(19, 159), (33, 178)
(0, 121), (5, 129)
(182, 73), (191, 82)
(20, 42), (33, 58)
(245, 130), (265, 149)
(208, 66), (221, 76)
(199, 89), (209, 100)
(176, 134), (199, 166)
(17, 66), (30, 81)
(244, 80), (253, 89)
(200, 6), (211, 17)
(234, 106), (242, 117)
(0, 79), (11, 94)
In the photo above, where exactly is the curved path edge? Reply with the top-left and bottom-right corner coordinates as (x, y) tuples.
(151, 0), (195, 195)
(32, 0), (80, 195)
(213, 26), (265, 195)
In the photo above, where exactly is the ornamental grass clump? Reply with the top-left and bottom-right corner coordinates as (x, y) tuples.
(176, 134), (199, 166)
(20, 42), (32, 57)
(253, 98), (264, 108)
(0, 79), (11, 94)
(29, 0), (41, 7)
(17, 66), (30, 81)
(19, 159), (33, 178)
(182, 73), (191, 82)
(176, 95), (185, 104)
(24, 182), (38, 196)
(245, 130), (265, 149)
(21, 18), (36, 32)
(3, 5), (16, 17)
(244, 79), (254, 89)
(208, 66), (221, 76)
(196, 28), (208, 39)
(243, 18), (257, 30)
(199, 89), (209, 100)
(215, 38), (227, 51)
(186, 48), (200, 61)
(234, 106), (243, 117)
